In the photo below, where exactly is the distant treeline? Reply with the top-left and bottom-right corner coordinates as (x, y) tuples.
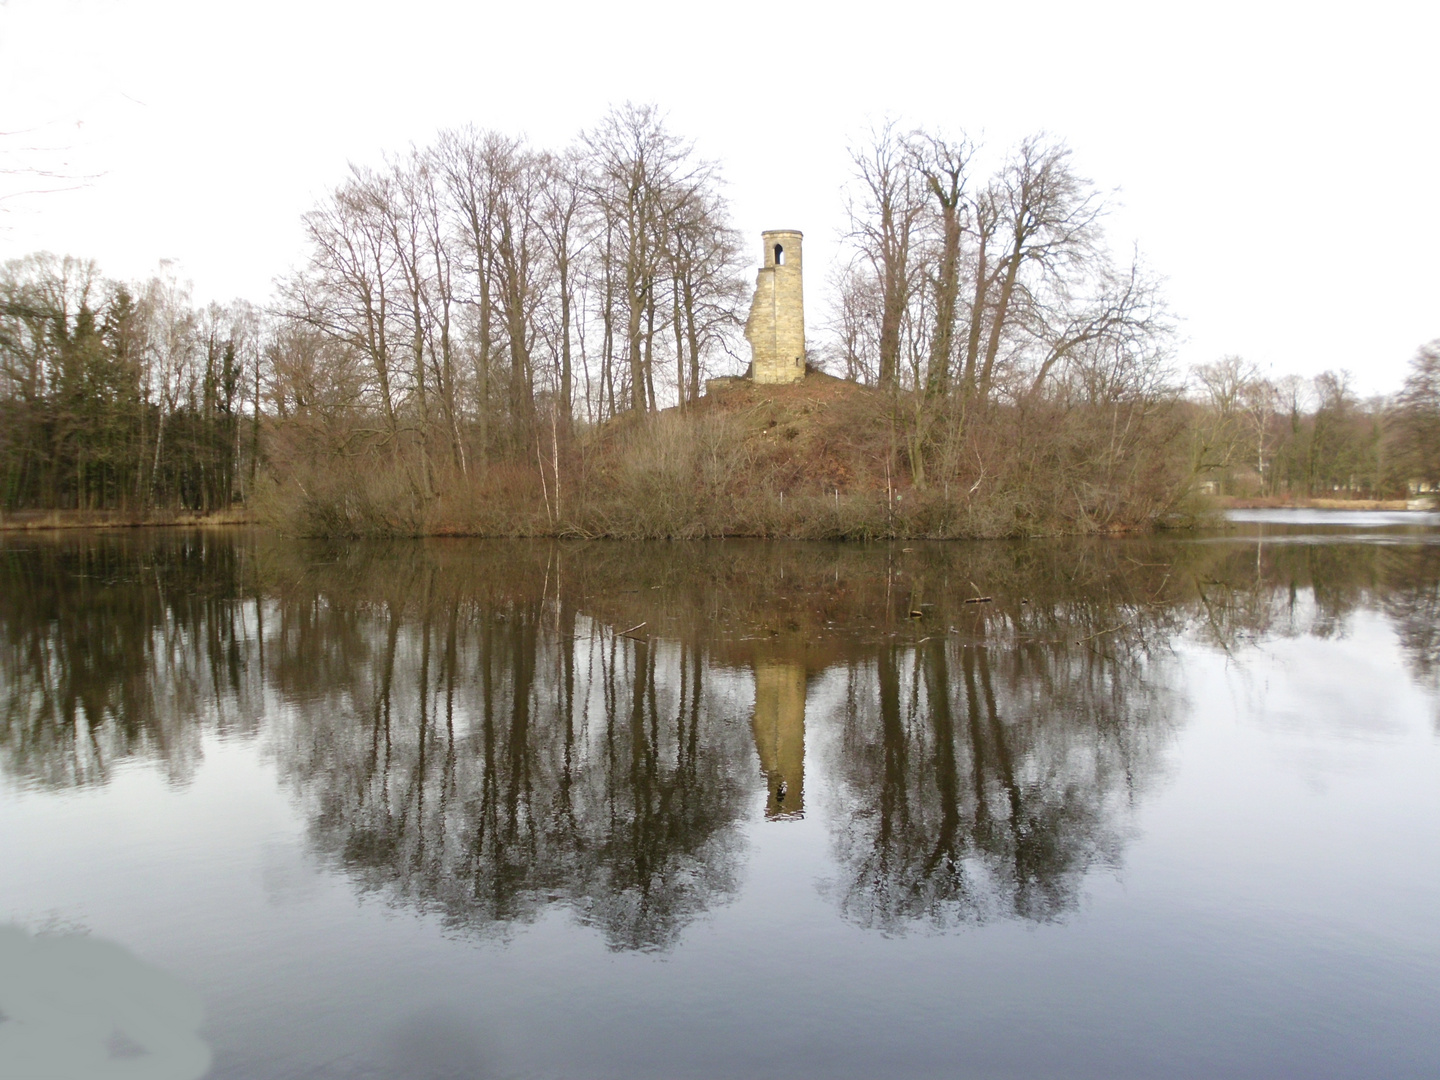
(2, 105), (1437, 527)
(1188, 352), (1440, 499)
(0, 257), (260, 512)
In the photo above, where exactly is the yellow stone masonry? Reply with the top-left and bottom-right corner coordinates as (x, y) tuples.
(751, 660), (806, 818)
(744, 230), (806, 384)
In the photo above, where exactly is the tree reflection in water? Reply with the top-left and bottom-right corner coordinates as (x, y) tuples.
(0, 532), (262, 788)
(3, 530), (1438, 946)
(266, 570), (753, 952)
(821, 633), (1170, 931)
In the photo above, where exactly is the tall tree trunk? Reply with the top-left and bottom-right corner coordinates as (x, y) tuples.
(927, 200), (961, 397)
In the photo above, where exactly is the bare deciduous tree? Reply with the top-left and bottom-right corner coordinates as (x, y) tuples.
(844, 122), (927, 389)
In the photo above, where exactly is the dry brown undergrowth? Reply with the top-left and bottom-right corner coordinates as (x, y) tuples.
(265, 373), (1197, 540)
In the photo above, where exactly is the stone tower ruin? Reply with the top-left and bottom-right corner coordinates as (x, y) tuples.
(751, 659), (806, 819)
(744, 229), (805, 384)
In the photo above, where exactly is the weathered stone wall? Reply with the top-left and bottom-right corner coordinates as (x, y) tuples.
(744, 229), (806, 384)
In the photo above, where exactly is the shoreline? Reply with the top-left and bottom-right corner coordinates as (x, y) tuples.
(0, 509), (254, 532)
(1, 499), (1432, 537)
(1212, 497), (1425, 511)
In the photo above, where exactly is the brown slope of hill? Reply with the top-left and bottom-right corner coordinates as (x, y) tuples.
(275, 371), (1196, 540)
(685, 370), (898, 495)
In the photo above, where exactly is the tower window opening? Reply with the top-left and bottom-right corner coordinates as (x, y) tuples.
(774, 244), (784, 265)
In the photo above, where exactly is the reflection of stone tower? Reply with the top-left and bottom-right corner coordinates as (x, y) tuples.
(744, 230), (805, 384)
(751, 660), (806, 818)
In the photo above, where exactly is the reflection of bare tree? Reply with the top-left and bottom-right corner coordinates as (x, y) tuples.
(0, 533), (261, 788)
(1183, 538), (1440, 681)
(263, 565), (753, 952)
(1380, 547), (1440, 688)
(825, 627), (1172, 932)
(5, 529), (1440, 947)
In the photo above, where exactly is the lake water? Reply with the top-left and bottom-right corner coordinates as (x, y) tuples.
(2, 516), (1438, 1079)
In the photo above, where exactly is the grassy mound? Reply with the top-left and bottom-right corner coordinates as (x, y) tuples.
(267, 372), (1196, 539)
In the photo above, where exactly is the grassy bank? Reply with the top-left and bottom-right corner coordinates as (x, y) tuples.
(259, 373), (1202, 540)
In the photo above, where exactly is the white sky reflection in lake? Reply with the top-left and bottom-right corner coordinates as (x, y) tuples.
(2, 528), (1439, 1078)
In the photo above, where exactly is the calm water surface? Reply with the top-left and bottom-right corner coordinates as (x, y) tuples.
(2, 516), (1439, 1079)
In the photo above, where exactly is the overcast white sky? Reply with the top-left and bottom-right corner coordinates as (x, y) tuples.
(1, 0), (1435, 395)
